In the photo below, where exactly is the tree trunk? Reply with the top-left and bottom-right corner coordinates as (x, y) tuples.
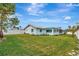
(0, 15), (3, 40)
(0, 30), (3, 40)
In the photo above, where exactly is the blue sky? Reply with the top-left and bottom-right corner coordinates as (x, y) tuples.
(15, 3), (79, 29)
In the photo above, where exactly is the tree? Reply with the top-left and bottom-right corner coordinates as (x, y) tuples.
(10, 17), (20, 28)
(19, 26), (22, 29)
(68, 26), (71, 30)
(0, 4), (15, 40)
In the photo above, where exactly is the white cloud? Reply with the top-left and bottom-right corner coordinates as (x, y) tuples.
(8, 13), (23, 18)
(58, 8), (70, 12)
(26, 3), (76, 17)
(26, 3), (47, 16)
(63, 21), (68, 23)
(15, 13), (23, 17)
(31, 18), (60, 23)
(47, 3), (78, 16)
(64, 16), (71, 20)
(65, 3), (79, 7)
(47, 8), (71, 17)
(65, 3), (73, 7)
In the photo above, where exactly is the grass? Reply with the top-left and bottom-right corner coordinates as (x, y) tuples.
(0, 34), (78, 56)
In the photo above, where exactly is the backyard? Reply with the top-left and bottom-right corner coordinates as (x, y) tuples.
(0, 34), (79, 56)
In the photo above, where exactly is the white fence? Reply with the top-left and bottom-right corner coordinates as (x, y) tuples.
(3, 30), (25, 35)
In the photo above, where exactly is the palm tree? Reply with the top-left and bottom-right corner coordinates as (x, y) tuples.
(0, 3), (15, 39)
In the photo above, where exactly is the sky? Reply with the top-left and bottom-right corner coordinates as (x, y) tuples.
(14, 3), (79, 29)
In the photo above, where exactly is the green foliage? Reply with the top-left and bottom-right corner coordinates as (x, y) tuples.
(0, 4), (19, 32)
(0, 3), (15, 14)
(10, 17), (20, 27)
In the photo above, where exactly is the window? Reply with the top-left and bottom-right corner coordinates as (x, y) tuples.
(40, 29), (42, 32)
(31, 29), (34, 32)
(53, 29), (59, 32)
(59, 29), (63, 33)
(57, 29), (59, 32)
(46, 30), (52, 32)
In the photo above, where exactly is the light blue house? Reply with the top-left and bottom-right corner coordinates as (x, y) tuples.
(24, 24), (64, 35)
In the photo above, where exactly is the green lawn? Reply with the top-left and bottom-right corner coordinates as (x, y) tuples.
(0, 34), (78, 56)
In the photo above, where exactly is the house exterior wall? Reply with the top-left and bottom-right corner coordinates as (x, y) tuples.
(35, 29), (46, 35)
(75, 30), (79, 39)
(24, 26), (37, 35)
(24, 26), (64, 35)
(45, 29), (53, 35)
(52, 29), (61, 35)
(4, 25), (64, 35)
(48, 29), (64, 35)
(35, 29), (61, 35)
(24, 26), (47, 35)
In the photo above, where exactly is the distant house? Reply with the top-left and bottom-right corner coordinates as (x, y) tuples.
(74, 29), (79, 39)
(3, 24), (64, 35)
(66, 29), (74, 35)
(66, 23), (79, 35)
(24, 24), (64, 35)
(66, 32), (73, 35)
